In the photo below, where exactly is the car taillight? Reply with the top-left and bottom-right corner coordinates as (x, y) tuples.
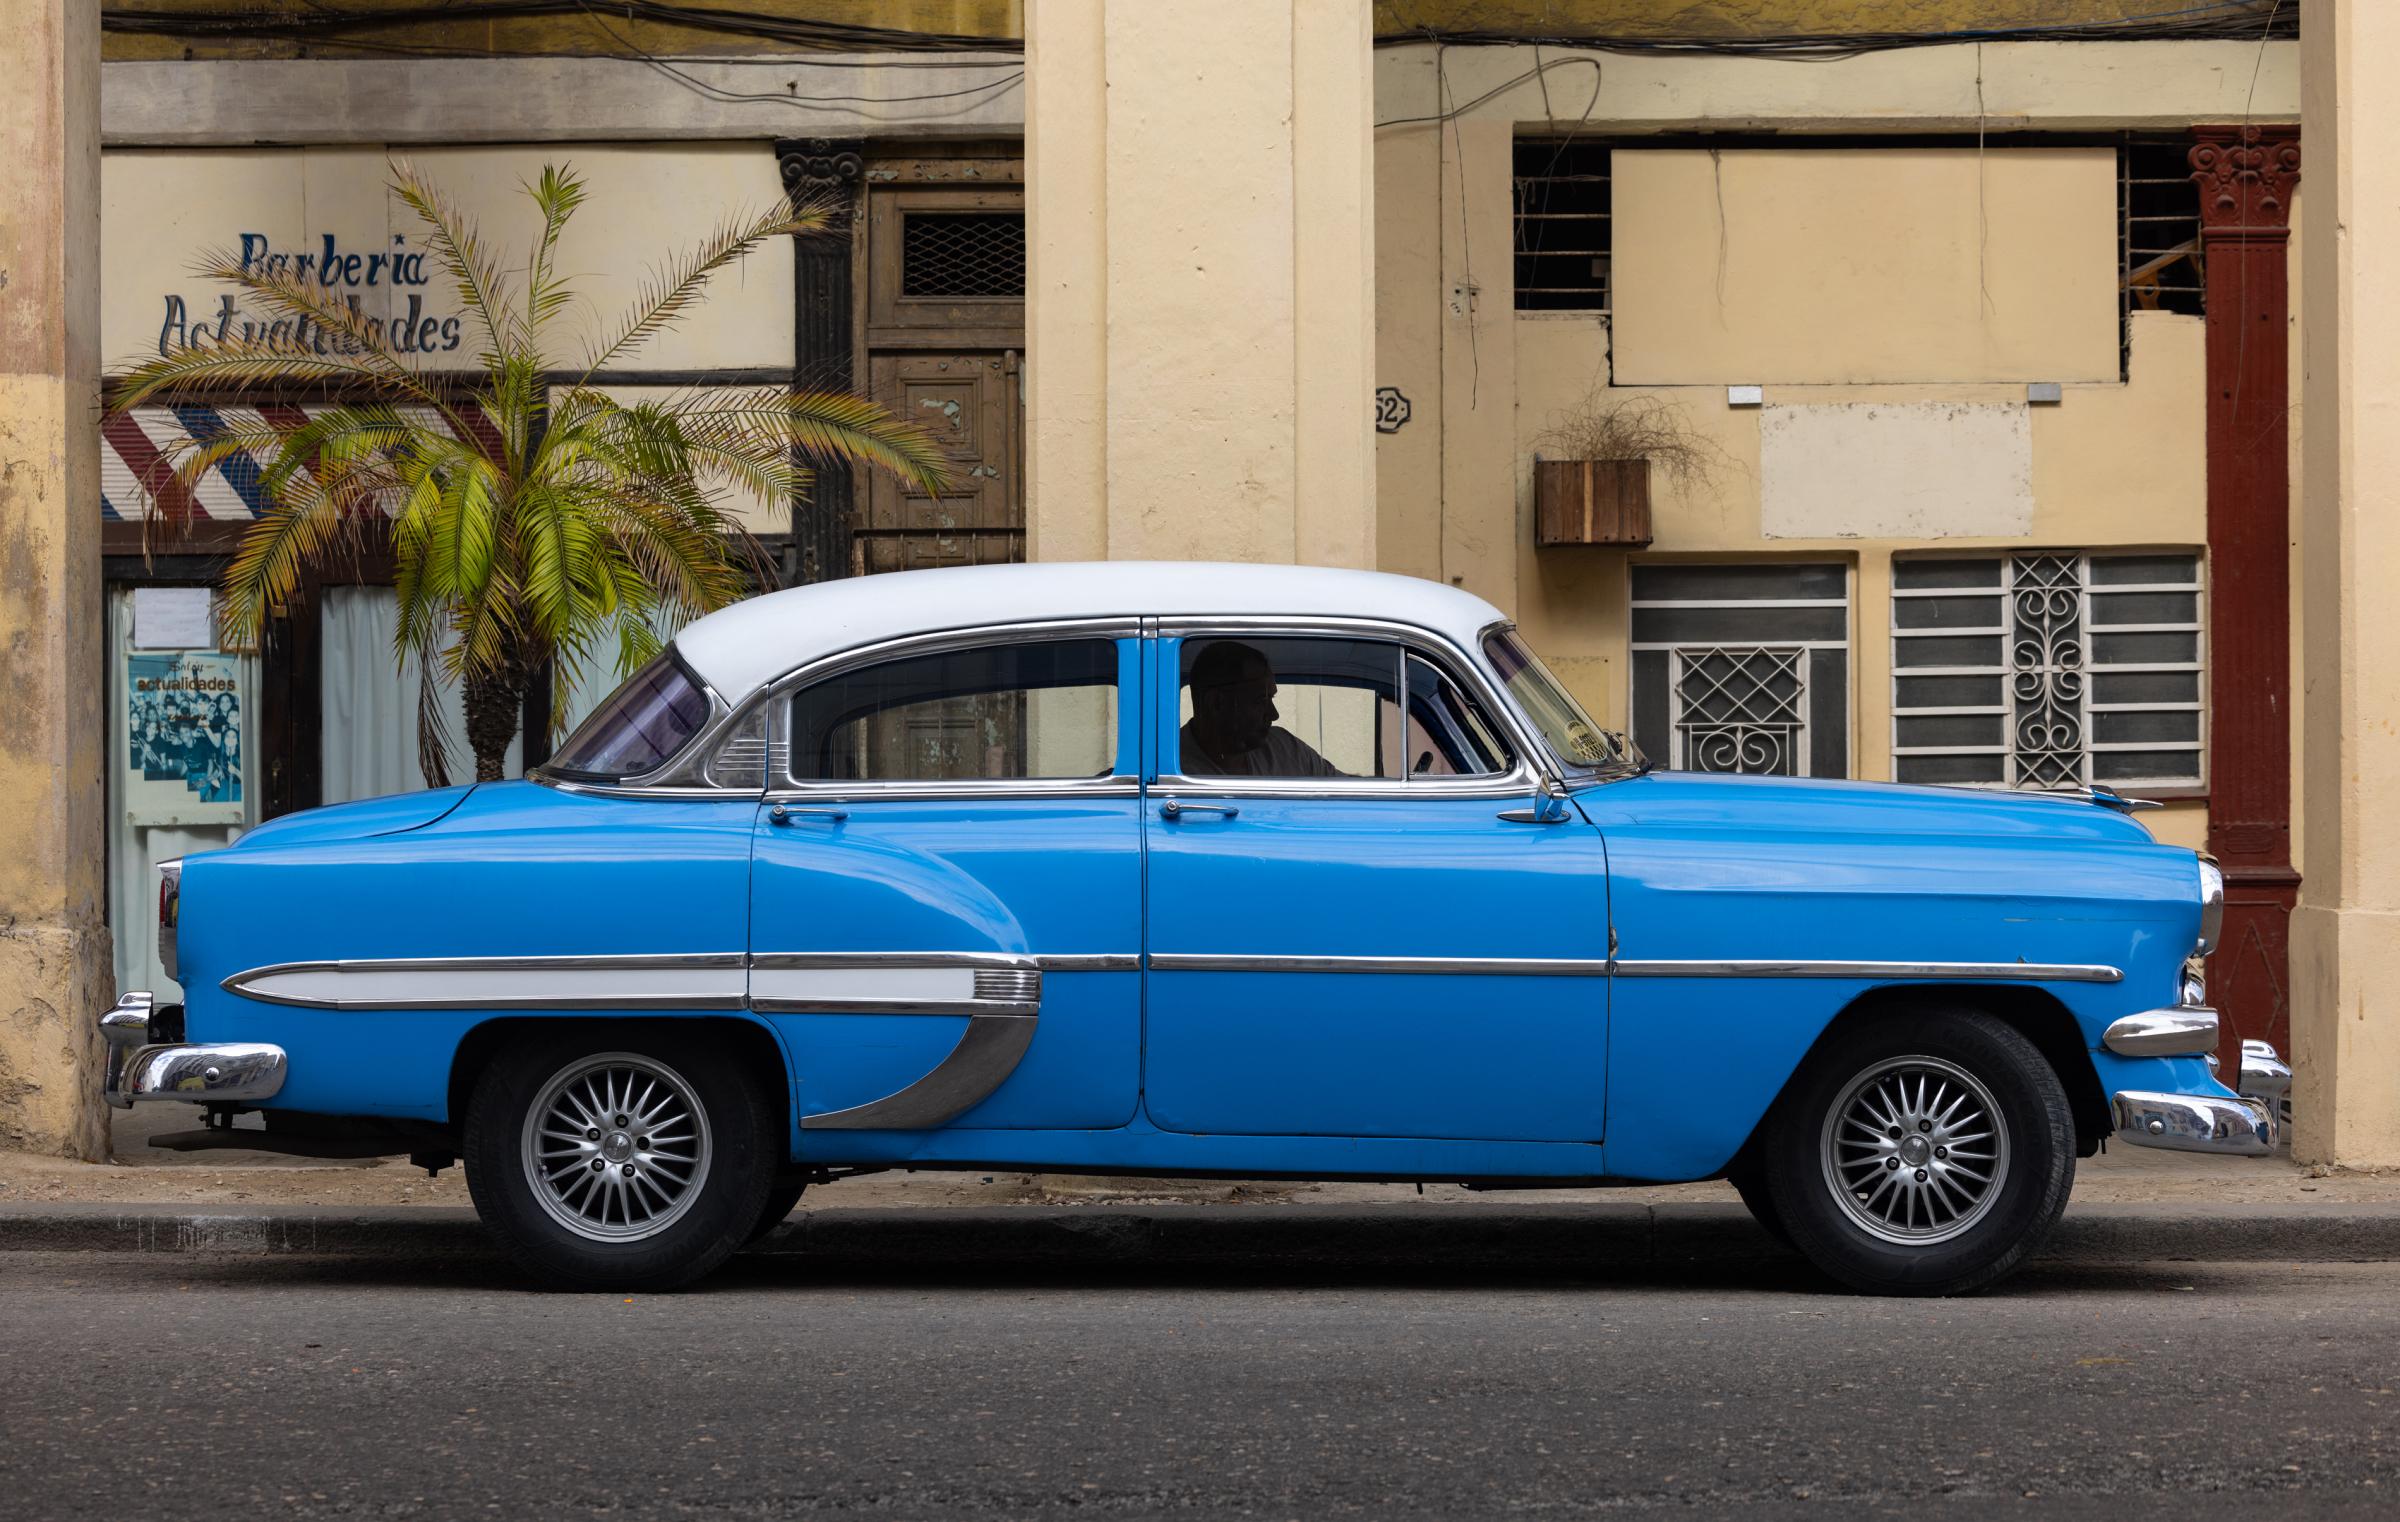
(158, 860), (182, 982)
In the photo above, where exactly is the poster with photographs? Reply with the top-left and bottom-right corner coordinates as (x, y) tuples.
(124, 650), (246, 826)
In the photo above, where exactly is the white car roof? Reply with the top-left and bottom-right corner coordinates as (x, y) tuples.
(672, 560), (1509, 704)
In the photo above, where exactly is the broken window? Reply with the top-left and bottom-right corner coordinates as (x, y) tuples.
(1514, 139), (1611, 312)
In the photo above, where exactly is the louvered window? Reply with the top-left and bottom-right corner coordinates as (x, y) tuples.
(900, 212), (1026, 299)
(1891, 552), (2204, 791)
(1630, 563), (1850, 778)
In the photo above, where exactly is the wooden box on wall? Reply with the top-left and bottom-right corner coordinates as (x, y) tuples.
(1534, 458), (1653, 548)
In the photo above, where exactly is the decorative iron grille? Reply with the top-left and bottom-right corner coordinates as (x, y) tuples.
(1630, 562), (1850, 778)
(1891, 552), (2204, 790)
(1671, 646), (1808, 775)
(1513, 138), (1611, 311)
(900, 212), (1026, 299)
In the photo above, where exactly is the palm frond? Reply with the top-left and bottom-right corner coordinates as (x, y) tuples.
(159, 248), (459, 416)
(677, 388), (955, 498)
(388, 155), (525, 372)
(109, 344), (434, 410)
(524, 162), (589, 338)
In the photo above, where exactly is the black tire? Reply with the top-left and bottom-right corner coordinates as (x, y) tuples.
(746, 1181), (808, 1246)
(1726, 1163), (1793, 1250)
(464, 1027), (781, 1291)
(1760, 1010), (2075, 1297)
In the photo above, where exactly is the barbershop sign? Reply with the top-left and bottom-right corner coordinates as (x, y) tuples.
(152, 232), (464, 358)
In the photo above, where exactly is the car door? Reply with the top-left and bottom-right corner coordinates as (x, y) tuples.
(1140, 623), (1612, 1143)
(747, 621), (1144, 1133)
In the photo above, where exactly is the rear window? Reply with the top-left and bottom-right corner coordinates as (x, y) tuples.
(547, 652), (713, 780)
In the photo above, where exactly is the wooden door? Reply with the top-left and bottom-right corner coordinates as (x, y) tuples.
(858, 350), (1022, 576)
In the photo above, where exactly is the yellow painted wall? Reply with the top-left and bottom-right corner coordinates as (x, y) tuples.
(1373, 40), (2306, 858)
(1611, 148), (2121, 386)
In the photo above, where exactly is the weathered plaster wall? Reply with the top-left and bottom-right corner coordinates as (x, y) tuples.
(1025, 0), (1374, 568)
(2291, 0), (2400, 1167)
(0, 0), (110, 1160)
(1375, 40), (2302, 862)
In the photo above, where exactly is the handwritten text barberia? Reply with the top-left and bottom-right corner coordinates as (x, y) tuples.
(155, 233), (464, 357)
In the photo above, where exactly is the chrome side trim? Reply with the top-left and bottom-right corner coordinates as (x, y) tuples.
(1034, 953), (1141, 972)
(2104, 1004), (2221, 1057)
(1611, 959), (2124, 984)
(1148, 954), (2121, 983)
(801, 1013), (1037, 1130)
(222, 953), (750, 1012)
(1150, 953), (1611, 976)
(222, 950), (1132, 1013)
(2112, 1089), (2275, 1156)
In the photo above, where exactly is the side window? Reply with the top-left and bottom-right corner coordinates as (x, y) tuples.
(786, 639), (1120, 783)
(1391, 653), (1516, 778)
(1175, 637), (1514, 782)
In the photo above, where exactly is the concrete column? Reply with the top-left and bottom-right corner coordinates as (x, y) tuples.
(1025, 0), (1376, 567)
(2291, 0), (2400, 1166)
(0, 0), (108, 1159)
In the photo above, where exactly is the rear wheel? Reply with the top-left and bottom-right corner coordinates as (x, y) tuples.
(1760, 1010), (2074, 1296)
(464, 1029), (780, 1291)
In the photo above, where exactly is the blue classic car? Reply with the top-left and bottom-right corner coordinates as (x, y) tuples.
(101, 562), (2273, 1293)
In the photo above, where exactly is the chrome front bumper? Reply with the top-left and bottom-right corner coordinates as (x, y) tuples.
(2111, 1089), (2277, 1156)
(100, 992), (287, 1109)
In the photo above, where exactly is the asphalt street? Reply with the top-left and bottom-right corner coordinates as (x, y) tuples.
(4, 1228), (2396, 1520)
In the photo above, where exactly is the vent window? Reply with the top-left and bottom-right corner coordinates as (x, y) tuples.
(901, 212), (1026, 299)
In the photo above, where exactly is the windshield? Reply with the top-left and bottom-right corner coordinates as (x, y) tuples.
(547, 650), (714, 781)
(1482, 627), (1637, 772)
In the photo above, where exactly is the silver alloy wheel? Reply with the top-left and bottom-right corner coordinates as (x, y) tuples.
(1819, 1055), (2011, 1246)
(521, 1053), (714, 1243)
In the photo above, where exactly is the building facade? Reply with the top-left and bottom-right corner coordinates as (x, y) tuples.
(12, 0), (2380, 1163)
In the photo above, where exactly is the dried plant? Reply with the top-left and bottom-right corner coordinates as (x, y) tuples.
(1531, 388), (1729, 494)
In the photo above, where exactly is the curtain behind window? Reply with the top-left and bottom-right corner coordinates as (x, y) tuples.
(320, 586), (521, 805)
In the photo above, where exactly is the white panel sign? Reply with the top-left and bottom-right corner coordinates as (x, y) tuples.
(131, 586), (214, 649)
(1760, 402), (2034, 540)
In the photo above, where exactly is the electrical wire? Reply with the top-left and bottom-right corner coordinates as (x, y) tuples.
(101, 1), (1020, 55)
(567, 0), (1022, 109)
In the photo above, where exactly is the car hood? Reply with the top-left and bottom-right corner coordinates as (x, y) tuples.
(227, 785), (478, 850)
(1578, 770), (2161, 844)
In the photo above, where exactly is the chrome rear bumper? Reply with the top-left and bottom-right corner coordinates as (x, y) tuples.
(2111, 1089), (2276, 1156)
(100, 992), (286, 1109)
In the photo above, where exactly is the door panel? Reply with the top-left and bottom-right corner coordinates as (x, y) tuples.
(747, 634), (1142, 1134)
(1140, 633), (1613, 1144)
(860, 351), (1021, 574)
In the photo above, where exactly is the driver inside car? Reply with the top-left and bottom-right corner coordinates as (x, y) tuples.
(1178, 639), (1348, 778)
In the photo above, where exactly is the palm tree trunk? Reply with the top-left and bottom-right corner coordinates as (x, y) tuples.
(462, 668), (523, 783)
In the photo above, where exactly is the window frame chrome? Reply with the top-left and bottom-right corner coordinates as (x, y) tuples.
(1152, 614), (1559, 801)
(761, 616), (1145, 805)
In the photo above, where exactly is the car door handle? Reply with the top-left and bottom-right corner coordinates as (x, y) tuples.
(768, 804), (849, 825)
(1159, 800), (1238, 820)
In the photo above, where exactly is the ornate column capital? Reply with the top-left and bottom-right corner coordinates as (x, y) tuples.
(2190, 125), (2302, 239)
(775, 137), (866, 204)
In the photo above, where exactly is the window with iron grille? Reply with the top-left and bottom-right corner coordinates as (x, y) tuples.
(1514, 139), (1611, 311)
(900, 212), (1026, 299)
(2120, 138), (2203, 368)
(1630, 563), (1850, 777)
(1891, 552), (2204, 791)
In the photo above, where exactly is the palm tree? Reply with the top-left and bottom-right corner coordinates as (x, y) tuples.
(109, 159), (951, 785)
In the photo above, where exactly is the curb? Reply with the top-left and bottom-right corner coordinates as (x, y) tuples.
(5, 1201), (2400, 1266)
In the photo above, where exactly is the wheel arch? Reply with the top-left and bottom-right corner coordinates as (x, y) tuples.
(446, 1014), (794, 1147)
(1726, 982), (2111, 1176)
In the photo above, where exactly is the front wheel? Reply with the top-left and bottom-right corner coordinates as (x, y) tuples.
(464, 1030), (780, 1291)
(1760, 1010), (2075, 1296)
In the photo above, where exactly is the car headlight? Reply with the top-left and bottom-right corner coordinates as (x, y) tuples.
(2196, 854), (2223, 957)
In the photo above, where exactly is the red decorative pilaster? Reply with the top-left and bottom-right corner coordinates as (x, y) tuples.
(2190, 125), (2302, 1081)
